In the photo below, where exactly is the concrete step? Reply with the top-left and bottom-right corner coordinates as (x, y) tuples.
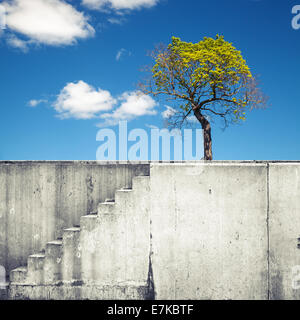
(115, 189), (133, 206)
(98, 201), (115, 215)
(63, 227), (81, 282)
(44, 240), (63, 284)
(27, 254), (45, 285)
(80, 214), (98, 231)
(81, 212), (125, 283)
(114, 189), (133, 215)
(64, 227), (80, 232)
(132, 175), (150, 191)
(10, 267), (27, 283)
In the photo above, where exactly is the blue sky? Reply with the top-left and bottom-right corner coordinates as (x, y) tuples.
(0, 0), (299, 160)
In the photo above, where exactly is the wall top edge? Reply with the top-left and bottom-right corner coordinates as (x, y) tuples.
(0, 161), (151, 165)
(0, 160), (299, 165)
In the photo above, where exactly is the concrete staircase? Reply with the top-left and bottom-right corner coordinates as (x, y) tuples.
(8, 175), (151, 300)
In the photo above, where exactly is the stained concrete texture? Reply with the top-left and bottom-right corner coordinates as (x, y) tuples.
(269, 163), (300, 300)
(3, 161), (300, 300)
(9, 284), (148, 300)
(150, 163), (269, 299)
(80, 176), (150, 287)
(0, 161), (149, 273)
(8, 175), (151, 300)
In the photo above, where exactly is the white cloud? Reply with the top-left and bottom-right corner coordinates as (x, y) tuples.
(35, 81), (157, 125)
(162, 106), (176, 119)
(82, 0), (159, 11)
(100, 91), (157, 126)
(115, 48), (131, 61)
(3, 0), (95, 47)
(6, 34), (29, 51)
(53, 81), (117, 119)
(0, 4), (6, 30)
(116, 48), (125, 61)
(107, 17), (125, 24)
(28, 99), (47, 107)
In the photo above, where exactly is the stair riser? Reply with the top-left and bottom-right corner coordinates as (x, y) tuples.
(27, 256), (45, 285)
(132, 176), (150, 192)
(97, 203), (115, 215)
(44, 244), (63, 284)
(80, 214), (119, 282)
(115, 191), (133, 211)
(63, 230), (81, 281)
(10, 270), (27, 283)
(80, 216), (97, 232)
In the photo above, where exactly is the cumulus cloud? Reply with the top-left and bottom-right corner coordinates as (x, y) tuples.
(100, 91), (157, 126)
(27, 99), (47, 107)
(35, 81), (158, 125)
(0, 4), (6, 30)
(3, 0), (94, 47)
(53, 81), (117, 119)
(162, 105), (176, 119)
(82, 0), (159, 11)
(2, 0), (159, 50)
(6, 34), (29, 51)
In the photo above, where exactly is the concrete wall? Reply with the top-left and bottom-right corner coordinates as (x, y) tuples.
(8, 175), (152, 300)
(0, 161), (149, 273)
(269, 163), (300, 300)
(150, 163), (269, 299)
(2, 161), (300, 300)
(81, 176), (151, 288)
(148, 162), (300, 300)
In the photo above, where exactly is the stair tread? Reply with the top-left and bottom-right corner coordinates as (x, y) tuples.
(104, 199), (115, 203)
(47, 240), (63, 245)
(29, 254), (45, 258)
(64, 227), (80, 232)
(11, 266), (27, 272)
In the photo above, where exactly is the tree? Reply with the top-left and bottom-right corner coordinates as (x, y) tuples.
(140, 35), (267, 160)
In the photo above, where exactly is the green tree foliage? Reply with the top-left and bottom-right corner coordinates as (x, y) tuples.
(141, 35), (267, 160)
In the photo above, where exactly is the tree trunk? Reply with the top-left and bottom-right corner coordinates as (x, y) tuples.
(194, 109), (213, 160)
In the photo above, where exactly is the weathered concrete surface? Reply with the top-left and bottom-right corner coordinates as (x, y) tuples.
(0, 287), (8, 300)
(7, 175), (151, 300)
(4, 161), (300, 300)
(80, 176), (150, 288)
(9, 283), (149, 300)
(0, 161), (149, 274)
(269, 163), (300, 299)
(150, 163), (269, 299)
